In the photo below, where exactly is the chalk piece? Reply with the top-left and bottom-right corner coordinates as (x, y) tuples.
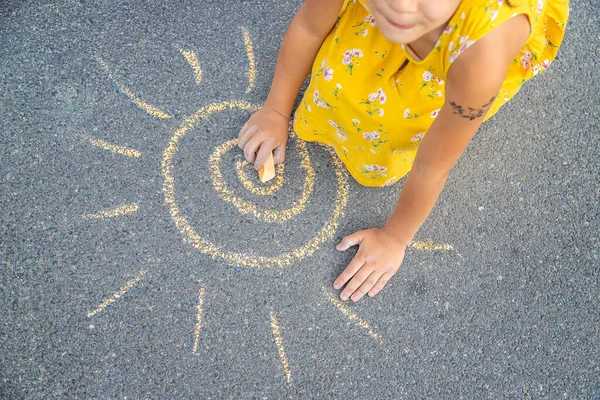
(258, 153), (276, 183)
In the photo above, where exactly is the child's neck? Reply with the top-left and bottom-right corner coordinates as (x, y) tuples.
(407, 16), (454, 61)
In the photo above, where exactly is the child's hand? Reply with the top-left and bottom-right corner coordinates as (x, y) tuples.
(334, 228), (406, 302)
(237, 107), (289, 170)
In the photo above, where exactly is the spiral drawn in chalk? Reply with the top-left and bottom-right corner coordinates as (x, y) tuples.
(162, 101), (349, 269)
(235, 158), (285, 196)
(209, 130), (315, 223)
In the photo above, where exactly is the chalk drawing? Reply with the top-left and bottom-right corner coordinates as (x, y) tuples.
(96, 57), (172, 119)
(162, 101), (349, 268)
(241, 27), (256, 94)
(180, 49), (203, 84)
(410, 240), (453, 251)
(192, 286), (206, 354)
(269, 305), (292, 383)
(85, 203), (139, 220)
(235, 158), (286, 196)
(85, 28), (458, 386)
(88, 269), (147, 317)
(90, 137), (142, 158)
(323, 287), (383, 344)
(208, 127), (315, 223)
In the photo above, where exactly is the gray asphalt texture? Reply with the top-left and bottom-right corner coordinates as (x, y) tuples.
(1, 0), (599, 398)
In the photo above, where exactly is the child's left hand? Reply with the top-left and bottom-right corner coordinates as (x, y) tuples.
(333, 228), (406, 302)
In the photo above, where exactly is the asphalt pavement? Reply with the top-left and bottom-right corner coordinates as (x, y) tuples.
(1, 0), (599, 398)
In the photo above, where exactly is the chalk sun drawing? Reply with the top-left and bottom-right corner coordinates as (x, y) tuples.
(84, 27), (455, 383)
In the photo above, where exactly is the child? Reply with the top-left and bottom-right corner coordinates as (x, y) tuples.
(237, 0), (568, 302)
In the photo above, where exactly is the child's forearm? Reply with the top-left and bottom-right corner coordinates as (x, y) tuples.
(264, 17), (330, 118)
(382, 167), (449, 246)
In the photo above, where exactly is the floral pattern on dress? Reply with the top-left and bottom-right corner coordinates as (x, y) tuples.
(374, 50), (388, 59)
(381, 176), (399, 187)
(359, 88), (386, 117)
(351, 14), (376, 37)
(314, 59), (334, 82)
(403, 108), (419, 120)
(448, 35), (477, 63)
(342, 49), (364, 75)
(329, 120), (348, 140)
(361, 124), (389, 148)
(419, 71), (446, 99)
(411, 132), (425, 142)
(520, 50), (533, 70)
(331, 83), (344, 100)
(362, 164), (388, 180)
(313, 90), (335, 109)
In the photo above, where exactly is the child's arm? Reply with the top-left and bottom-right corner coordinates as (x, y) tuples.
(334, 15), (531, 302)
(238, 0), (345, 170)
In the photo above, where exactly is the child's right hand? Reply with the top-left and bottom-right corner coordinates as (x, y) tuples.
(237, 107), (289, 170)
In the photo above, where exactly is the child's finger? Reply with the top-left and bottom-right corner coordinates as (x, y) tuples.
(237, 122), (248, 138)
(237, 124), (258, 149)
(333, 251), (366, 290)
(368, 272), (393, 298)
(336, 232), (363, 251)
(254, 142), (274, 170)
(237, 122), (250, 143)
(242, 135), (263, 164)
(339, 263), (373, 301)
(273, 145), (286, 164)
(350, 270), (382, 302)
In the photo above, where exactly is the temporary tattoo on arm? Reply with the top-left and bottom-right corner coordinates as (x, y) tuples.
(449, 96), (496, 121)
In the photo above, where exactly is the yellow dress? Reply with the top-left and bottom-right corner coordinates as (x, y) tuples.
(292, 0), (569, 187)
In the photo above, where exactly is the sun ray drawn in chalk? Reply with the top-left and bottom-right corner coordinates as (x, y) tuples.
(88, 269), (147, 317)
(241, 27), (256, 94)
(269, 303), (292, 383)
(410, 240), (453, 251)
(323, 287), (382, 344)
(192, 286), (206, 354)
(90, 137), (142, 158)
(180, 49), (203, 85)
(85, 203), (139, 220)
(96, 57), (172, 119)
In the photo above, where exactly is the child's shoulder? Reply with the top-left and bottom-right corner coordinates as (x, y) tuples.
(459, 0), (536, 26)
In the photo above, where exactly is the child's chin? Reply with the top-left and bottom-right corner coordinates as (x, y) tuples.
(379, 28), (421, 45)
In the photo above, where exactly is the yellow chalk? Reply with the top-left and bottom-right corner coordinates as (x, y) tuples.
(258, 152), (275, 183)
